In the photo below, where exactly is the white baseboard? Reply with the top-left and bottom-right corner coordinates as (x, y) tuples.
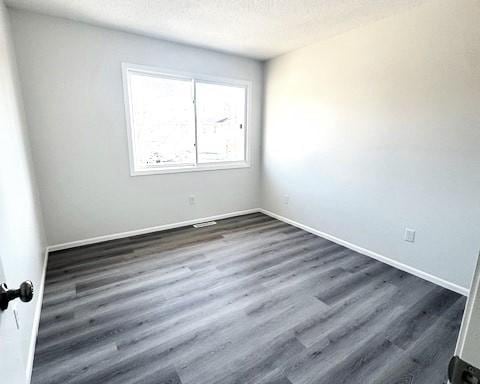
(26, 248), (49, 384)
(46, 207), (470, 296)
(260, 209), (469, 297)
(47, 209), (261, 252)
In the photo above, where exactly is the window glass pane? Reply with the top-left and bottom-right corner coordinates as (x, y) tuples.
(129, 71), (195, 170)
(196, 82), (246, 163)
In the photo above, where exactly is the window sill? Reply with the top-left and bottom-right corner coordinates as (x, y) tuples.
(130, 162), (251, 176)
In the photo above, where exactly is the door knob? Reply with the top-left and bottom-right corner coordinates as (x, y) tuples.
(0, 281), (34, 311)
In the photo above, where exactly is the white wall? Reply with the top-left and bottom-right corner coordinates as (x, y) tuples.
(9, 10), (264, 246)
(0, 2), (47, 383)
(262, 0), (480, 291)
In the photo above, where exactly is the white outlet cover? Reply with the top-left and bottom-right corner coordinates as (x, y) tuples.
(404, 228), (416, 243)
(189, 195), (195, 205)
(284, 195), (290, 205)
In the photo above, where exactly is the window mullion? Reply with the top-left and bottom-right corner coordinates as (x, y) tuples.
(193, 79), (199, 167)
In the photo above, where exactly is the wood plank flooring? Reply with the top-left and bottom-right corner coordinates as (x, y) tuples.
(32, 213), (466, 384)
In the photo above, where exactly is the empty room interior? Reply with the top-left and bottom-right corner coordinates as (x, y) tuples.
(1, 0), (480, 383)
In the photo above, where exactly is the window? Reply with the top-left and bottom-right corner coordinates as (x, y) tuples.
(123, 64), (249, 175)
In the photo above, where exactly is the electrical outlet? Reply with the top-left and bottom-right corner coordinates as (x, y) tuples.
(189, 195), (195, 205)
(404, 228), (416, 243)
(283, 195), (290, 205)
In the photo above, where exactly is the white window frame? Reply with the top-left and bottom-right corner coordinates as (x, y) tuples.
(122, 63), (252, 176)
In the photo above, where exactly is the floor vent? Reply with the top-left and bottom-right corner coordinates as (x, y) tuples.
(193, 221), (217, 228)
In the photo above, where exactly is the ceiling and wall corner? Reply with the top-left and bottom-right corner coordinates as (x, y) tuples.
(4, 0), (426, 60)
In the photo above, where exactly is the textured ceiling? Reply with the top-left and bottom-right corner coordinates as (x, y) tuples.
(5, 0), (425, 60)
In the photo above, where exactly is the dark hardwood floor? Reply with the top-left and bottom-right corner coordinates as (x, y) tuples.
(32, 213), (465, 384)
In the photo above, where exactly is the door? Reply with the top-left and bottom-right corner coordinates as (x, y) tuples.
(450, 252), (480, 383)
(0, 258), (25, 384)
